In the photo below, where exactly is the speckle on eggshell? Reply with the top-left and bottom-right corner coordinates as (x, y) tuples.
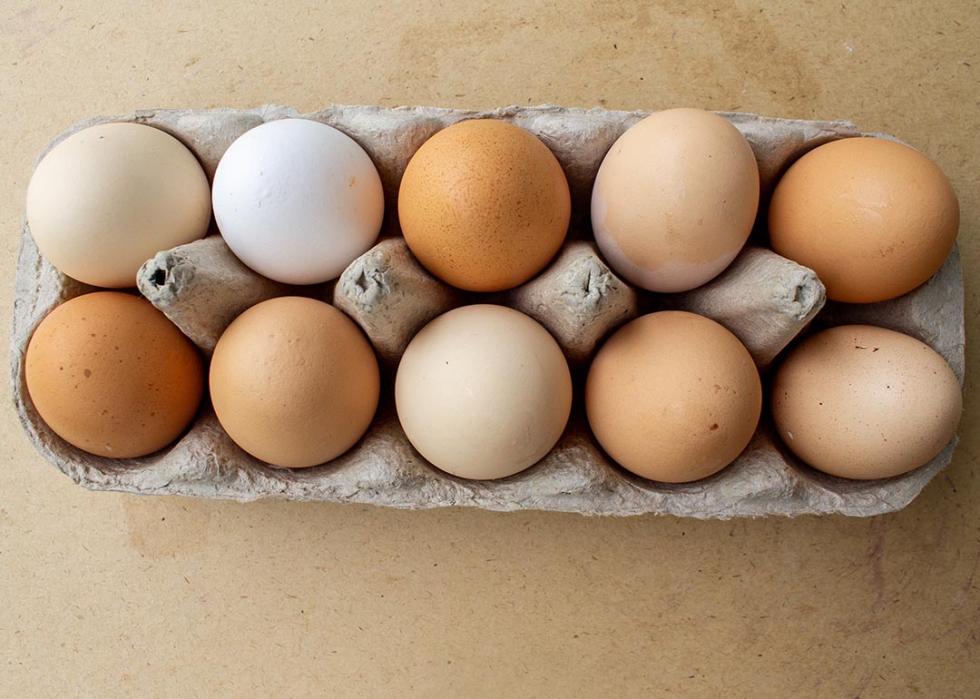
(772, 324), (962, 479)
(398, 119), (571, 292)
(25, 292), (204, 458)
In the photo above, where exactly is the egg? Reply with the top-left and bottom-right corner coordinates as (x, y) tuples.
(398, 119), (570, 292)
(772, 325), (961, 479)
(209, 297), (380, 468)
(212, 119), (384, 284)
(25, 292), (204, 458)
(769, 137), (958, 303)
(591, 108), (760, 292)
(26, 122), (211, 288)
(395, 304), (572, 480)
(586, 311), (761, 483)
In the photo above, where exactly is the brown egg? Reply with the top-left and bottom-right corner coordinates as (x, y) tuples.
(209, 297), (380, 468)
(585, 311), (762, 483)
(769, 137), (958, 303)
(772, 325), (961, 480)
(25, 292), (203, 458)
(398, 119), (570, 292)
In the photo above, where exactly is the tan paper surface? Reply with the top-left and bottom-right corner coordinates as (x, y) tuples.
(1, 1), (978, 696)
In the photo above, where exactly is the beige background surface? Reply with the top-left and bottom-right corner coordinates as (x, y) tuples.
(2, 2), (979, 697)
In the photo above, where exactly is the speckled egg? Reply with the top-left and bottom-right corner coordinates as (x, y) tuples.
(25, 292), (204, 458)
(586, 311), (762, 483)
(398, 119), (570, 292)
(772, 324), (962, 479)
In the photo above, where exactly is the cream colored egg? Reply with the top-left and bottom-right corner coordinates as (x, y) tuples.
(395, 304), (572, 480)
(591, 108), (760, 292)
(772, 325), (961, 479)
(26, 122), (211, 288)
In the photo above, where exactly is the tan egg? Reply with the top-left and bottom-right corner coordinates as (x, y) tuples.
(772, 325), (961, 480)
(25, 292), (203, 458)
(585, 311), (761, 483)
(769, 137), (958, 303)
(209, 297), (380, 468)
(26, 122), (211, 288)
(591, 108), (760, 292)
(395, 304), (572, 480)
(398, 119), (570, 292)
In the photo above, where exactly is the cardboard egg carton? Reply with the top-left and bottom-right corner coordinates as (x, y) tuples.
(10, 105), (965, 518)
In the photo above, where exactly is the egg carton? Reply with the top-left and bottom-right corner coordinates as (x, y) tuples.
(10, 104), (965, 518)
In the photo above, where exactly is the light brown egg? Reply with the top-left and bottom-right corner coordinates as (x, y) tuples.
(769, 137), (958, 303)
(398, 119), (570, 292)
(772, 325), (961, 480)
(26, 122), (211, 288)
(25, 292), (204, 458)
(585, 311), (761, 483)
(591, 108), (760, 292)
(395, 304), (572, 480)
(209, 297), (380, 468)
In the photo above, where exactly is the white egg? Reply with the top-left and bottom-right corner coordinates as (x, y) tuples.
(212, 118), (384, 284)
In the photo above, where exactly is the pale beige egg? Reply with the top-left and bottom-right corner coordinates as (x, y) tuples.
(395, 304), (572, 480)
(26, 122), (211, 288)
(591, 109), (760, 292)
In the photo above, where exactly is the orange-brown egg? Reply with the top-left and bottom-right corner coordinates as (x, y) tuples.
(25, 292), (204, 458)
(398, 119), (570, 292)
(769, 137), (958, 303)
(209, 297), (380, 468)
(772, 325), (961, 479)
(585, 311), (762, 483)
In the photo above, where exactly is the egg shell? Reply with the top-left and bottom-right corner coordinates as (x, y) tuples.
(585, 311), (762, 483)
(398, 119), (571, 292)
(769, 137), (959, 303)
(591, 108), (760, 293)
(24, 292), (204, 458)
(395, 304), (572, 480)
(212, 118), (384, 284)
(26, 122), (211, 288)
(772, 324), (962, 480)
(209, 297), (380, 468)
